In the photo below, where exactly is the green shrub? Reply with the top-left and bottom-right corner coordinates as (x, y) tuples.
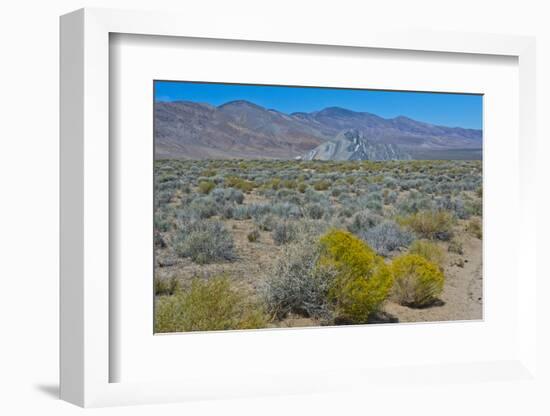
(466, 218), (482, 239)
(319, 230), (393, 323)
(247, 228), (260, 242)
(155, 276), (268, 332)
(154, 276), (179, 296)
(201, 169), (217, 177)
(313, 180), (331, 191)
(225, 176), (255, 192)
(297, 182), (307, 193)
(198, 180), (216, 194)
(264, 178), (281, 190)
(391, 254), (444, 307)
(409, 240), (446, 270)
(281, 179), (297, 189)
(399, 210), (454, 240)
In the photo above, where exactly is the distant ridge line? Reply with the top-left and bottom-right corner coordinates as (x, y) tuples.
(154, 99), (482, 160)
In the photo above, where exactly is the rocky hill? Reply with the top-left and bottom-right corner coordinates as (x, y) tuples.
(302, 130), (412, 161)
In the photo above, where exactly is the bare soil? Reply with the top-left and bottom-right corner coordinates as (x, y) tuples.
(385, 232), (482, 323)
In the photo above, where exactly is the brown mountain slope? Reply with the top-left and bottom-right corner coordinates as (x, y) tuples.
(155, 100), (482, 160)
(155, 100), (327, 159)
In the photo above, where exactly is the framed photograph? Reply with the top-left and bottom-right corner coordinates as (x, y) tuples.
(60, 8), (538, 407)
(152, 80), (483, 333)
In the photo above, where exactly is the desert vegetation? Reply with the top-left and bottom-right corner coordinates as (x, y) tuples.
(154, 159), (482, 332)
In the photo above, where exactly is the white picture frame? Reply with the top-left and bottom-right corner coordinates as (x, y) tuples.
(60, 7), (538, 408)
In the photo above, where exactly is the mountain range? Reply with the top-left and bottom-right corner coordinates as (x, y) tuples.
(155, 100), (482, 160)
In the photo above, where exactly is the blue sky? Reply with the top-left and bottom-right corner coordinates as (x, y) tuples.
(155, 81), (483, 129)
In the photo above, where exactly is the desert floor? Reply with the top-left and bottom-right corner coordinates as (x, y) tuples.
(155, 190), (482, 327)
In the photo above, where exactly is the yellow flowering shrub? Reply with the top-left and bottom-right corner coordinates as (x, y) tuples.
(391, 254), (444, 307)
(319, 230), (393, 323)
(197, 180), (216, 194)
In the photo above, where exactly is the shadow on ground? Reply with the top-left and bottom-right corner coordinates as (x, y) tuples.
(333, 311), (399, 325)
(368, 311), (399, 324)
(34, 383), (59, 399)
(408, 298), (446, 309)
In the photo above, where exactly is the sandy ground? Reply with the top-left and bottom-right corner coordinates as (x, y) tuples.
(156, 218), (282, 295)
(384, 234), (482, 323)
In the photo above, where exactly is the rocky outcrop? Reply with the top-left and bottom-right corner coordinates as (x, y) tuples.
(302, 130), (411, 161)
